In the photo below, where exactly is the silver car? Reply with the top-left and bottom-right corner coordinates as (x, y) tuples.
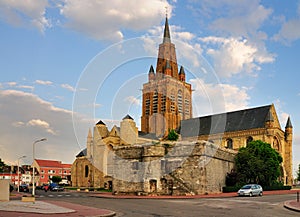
(237, 184), (263, 196)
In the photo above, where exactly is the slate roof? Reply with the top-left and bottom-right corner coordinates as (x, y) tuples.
(286, 116), (293, 128)
(96, 120), (106, 125)
(180, 105), (272, 138)
(122, 114), (133, 120)
(76, 148), (87, 157)
(163, 17), (171, 43)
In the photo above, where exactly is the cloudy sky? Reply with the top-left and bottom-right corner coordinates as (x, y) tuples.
(0, 0), (299, 176)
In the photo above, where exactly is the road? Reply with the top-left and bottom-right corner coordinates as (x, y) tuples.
(35, 190), (298, 217)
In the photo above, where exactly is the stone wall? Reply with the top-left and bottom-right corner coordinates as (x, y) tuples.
(112, 141), (235, 195)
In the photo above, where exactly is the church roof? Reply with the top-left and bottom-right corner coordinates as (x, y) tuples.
(76, 148), (87, 157)
(181, 105), (273, 138)
(96, 120), (106, 125)
(149, 65), (155, 74)
(179, 66), (185, 75)
(122, 114), (133, 120)
(163, 17), (171, 43)
(286, 116), (293, 128)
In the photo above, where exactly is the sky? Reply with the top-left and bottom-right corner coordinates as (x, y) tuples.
(0, 0), (299, 177)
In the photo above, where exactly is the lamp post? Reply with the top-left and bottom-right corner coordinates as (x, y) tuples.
(17, 155), (26, 192)
(32, 138), (46, 197)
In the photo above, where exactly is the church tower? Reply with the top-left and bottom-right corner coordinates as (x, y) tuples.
(141, 17), (192, 136)
(284, 116), (293, 185)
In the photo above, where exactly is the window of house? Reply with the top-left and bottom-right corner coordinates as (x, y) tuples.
(226, 138), (233, 149)
(246, 136), (253, 145)
(85, 165), (89, 177)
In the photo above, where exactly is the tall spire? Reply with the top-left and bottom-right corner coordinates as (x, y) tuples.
(285, 116), (293, 128)
(163, 17), (171, 43)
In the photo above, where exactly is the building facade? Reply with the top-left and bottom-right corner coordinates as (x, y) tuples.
(33, 159), (72, 185)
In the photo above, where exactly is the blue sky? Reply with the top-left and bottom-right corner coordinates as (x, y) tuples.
(0, 0), (299, 177)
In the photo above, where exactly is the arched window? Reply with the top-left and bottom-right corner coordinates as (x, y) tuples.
(226, 138), (233, 149)
(85, 165), (89, 177)
(246, 136), (253, 145)
(170, 90), (175, 113)
(145, 96), (150, 115)
(178, 90), (183, 116)
(153, 91), (158, 113)
(273, 137), (280, 152)
(161, 93), (166, 112)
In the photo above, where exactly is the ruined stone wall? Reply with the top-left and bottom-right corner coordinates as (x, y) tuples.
(112, 141), (235, 195)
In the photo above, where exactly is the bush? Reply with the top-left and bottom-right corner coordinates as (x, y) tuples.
(222, 185), (242, 193)
(263, 185), (292, 191)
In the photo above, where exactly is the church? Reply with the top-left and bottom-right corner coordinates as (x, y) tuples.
(71, 17), (293, 195)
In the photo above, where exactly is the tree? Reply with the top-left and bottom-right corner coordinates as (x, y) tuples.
(0, 158), (6, 172)
(51, 176), (62, 183)
(167, 129), (179, 141)
(297, 164), (300, 182)
(235, 140), (282, 187)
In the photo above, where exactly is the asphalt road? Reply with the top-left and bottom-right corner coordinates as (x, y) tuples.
(37, 191), (298, 217)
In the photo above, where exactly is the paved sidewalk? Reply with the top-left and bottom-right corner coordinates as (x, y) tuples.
(284, 200), (300, 212)
(0, 197), (116, 217)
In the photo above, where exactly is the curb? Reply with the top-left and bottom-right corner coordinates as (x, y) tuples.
(283, 200), (300, 212)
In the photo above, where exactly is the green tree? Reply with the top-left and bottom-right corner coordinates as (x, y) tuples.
(0, 158), (6, 172)
(235, 140), (282, 187)
(167, 129), (179, 141)
(297, 164), (300, 182)
(51, 176), (62, 183)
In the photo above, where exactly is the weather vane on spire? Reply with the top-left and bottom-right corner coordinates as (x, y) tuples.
(165, 6), (168, 18)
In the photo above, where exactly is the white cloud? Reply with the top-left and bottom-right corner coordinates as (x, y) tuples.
(6, 82), (17, 87)
(59, 0), (171, 41)
(61, 83), (75, 92)
(0, 89), (90, 165)
(35, 80), (53, 85)
(125, 96), (140, 106)
(0, 0), (51, 32)
(273, 19), (300, 44)
(27, 119), (56, 135)
(200, 36), (275, 77)
(190, 78), (250, 116)
(17, 85), (34, 91)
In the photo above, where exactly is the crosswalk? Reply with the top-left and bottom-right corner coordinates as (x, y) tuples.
(37, 193), (83, 198)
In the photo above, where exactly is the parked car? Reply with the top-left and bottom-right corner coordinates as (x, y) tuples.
(237, 184), (263, 197)
(19, 184), (29, 192)
(50, 185), (64, 191)
(10, 184), (14, 192)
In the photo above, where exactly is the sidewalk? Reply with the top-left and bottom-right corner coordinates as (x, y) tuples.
(0, 193), (116, 217)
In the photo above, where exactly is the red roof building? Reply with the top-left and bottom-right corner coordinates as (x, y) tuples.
(32, 159), (72, 185)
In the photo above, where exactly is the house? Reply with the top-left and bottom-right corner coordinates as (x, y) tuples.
(32, 159), (72, 185)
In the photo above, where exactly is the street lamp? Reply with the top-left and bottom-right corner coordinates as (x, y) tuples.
(32, 138), (47, 197)
(17, 155), (26, 192)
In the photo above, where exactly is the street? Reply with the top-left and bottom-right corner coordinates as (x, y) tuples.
(35, 190), (299, 217)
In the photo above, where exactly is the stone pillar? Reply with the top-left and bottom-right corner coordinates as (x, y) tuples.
(0, 180), (10, 201)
